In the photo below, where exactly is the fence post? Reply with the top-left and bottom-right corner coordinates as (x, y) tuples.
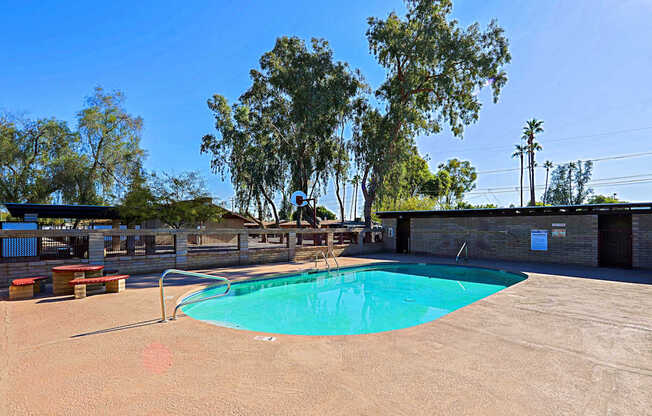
(88, 232), (105, 266)
(357, 230), (365, 251)
(111, 219), (121, 251)
(288, 232), (296, 262)
(175, 232), (188, 269)
(327, 231), (333, 252)
(238, 231), (249, 265)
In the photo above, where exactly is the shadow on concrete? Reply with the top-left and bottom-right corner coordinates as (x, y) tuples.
(36, 296), (74, 303)
(70, 318), (162, 338)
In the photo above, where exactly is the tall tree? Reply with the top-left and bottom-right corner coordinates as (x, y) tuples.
(437, 159), (477, 207)
(543, 160), (553, 204)
(70, 87), (146, 205)
(0, 114), (78, 203)
(420, 169), (451, 207)
(521, 118), (544, 206)
(202, 88), (286, 226)
(259, 37), (364, 227)
(356, 0), (510, 226)
(512, 144), (527, 206)
(203, 37), (363, 228)
(332, 131), (350, 223)
(545, 160), (593, 205)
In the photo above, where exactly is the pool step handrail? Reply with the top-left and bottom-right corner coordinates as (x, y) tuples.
(159, 269), (231, 322)
(315, 250), (331, 272)
(456, 241), (468, 264)
(327, 246), (340, 271)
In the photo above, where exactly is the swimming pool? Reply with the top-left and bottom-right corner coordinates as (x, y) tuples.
(180, 263), (526, 336)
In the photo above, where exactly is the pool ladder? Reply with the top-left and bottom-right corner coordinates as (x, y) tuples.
(159, 269), (232, 322)
(314, 247), (340, 273)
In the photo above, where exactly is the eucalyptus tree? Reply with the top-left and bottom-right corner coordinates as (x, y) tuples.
(512, 144), (527, 206)
(203, 36), (363, 227)
(201, 90), (286, 227)
(355, 0), (511, 226)
(69, 87), (146, 205)
(258, 36), (364, 226)
(437, 158), (477, 207)
(546, 160), (593, 205)
(521, 118), (544, 205)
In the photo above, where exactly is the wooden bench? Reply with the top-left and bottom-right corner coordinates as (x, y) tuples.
(9, 276), (48, 300)
(68, 275), (129, 299)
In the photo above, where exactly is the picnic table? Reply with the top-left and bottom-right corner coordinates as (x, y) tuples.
(52, 264), (104, 296)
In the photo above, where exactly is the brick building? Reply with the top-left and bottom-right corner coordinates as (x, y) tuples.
(378, 203), (652, 269)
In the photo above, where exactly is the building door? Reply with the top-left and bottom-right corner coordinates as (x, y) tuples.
(396, 217), (410, 254)
(598, 214), (632, 268)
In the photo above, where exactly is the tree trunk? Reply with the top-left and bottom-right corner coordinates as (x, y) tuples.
(335, 173), (345, 224)
(528, 137), (536, 206)
(519, 154), (524, 207)
(544, 170), (549, 204)
(260, 186), (279, 227)
(361, 167), (375, 228)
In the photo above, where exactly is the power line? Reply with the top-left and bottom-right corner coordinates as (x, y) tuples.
(430, 126), (652, 156)
(476, 151), (652, 175)
(466, 177), (652, 196)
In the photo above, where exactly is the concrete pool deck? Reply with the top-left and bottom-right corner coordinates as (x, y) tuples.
(1, 254), (651, 415)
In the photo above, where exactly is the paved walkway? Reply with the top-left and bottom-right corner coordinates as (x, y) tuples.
(1, 254), (651, 415)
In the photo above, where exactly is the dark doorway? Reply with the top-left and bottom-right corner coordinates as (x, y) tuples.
(396, 217), (410, 254)
(598, 214), (632, 268)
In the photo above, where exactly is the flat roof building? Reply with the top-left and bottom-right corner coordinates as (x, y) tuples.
(377, 203), (652, 269)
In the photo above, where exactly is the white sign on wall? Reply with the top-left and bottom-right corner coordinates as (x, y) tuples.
(531, 230), (548, 251)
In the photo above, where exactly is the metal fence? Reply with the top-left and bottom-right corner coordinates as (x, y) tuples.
(187, 233), (239, 253)
(104, 234), (175, 257)
(0, 235), (89, 263)
(0, 227), (383, 263)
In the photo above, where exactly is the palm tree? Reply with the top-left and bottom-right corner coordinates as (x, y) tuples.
(522, 119), (544, 206)
(512, 144), (527, 206)
(543, 160), (553, 204)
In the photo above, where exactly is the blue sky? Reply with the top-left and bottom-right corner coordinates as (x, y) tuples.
(2, 0), (652, 215)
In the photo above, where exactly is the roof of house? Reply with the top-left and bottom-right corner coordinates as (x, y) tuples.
(2, 202), (251, 222)
(2, 203), (120, 220)
(376, 202), (652, 218)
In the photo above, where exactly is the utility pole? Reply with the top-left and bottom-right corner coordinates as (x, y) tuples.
(568, 163), (574, 204)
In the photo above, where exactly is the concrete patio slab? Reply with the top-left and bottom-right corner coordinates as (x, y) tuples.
(1, 254), (651, 415)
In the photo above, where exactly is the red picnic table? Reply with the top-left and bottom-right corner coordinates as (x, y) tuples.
(52, 264), (104, 296)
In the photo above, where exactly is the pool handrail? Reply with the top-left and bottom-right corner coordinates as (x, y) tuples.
(327, 246), (340, 271)
(315, 250), (330, 272)
(159, 269), (231, 322)
(456, 241), (468, 264)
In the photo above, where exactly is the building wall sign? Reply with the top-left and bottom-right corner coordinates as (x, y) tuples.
(552, 228), (566, 238)
(531, 230), (548, 251)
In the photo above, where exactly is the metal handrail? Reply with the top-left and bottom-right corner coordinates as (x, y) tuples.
(455, 241), (468, 264)
(328, 246), (340, 271)
(314, 251), (330, 272)
(159, 269), (231, 322)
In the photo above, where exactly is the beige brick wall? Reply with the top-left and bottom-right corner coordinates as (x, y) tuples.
(384, 215), (599, 267)
(633, 214), (652, 269)
(0, 258), (90, 288)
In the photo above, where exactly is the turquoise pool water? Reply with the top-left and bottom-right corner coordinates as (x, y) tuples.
(181, 263), (526, 336)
